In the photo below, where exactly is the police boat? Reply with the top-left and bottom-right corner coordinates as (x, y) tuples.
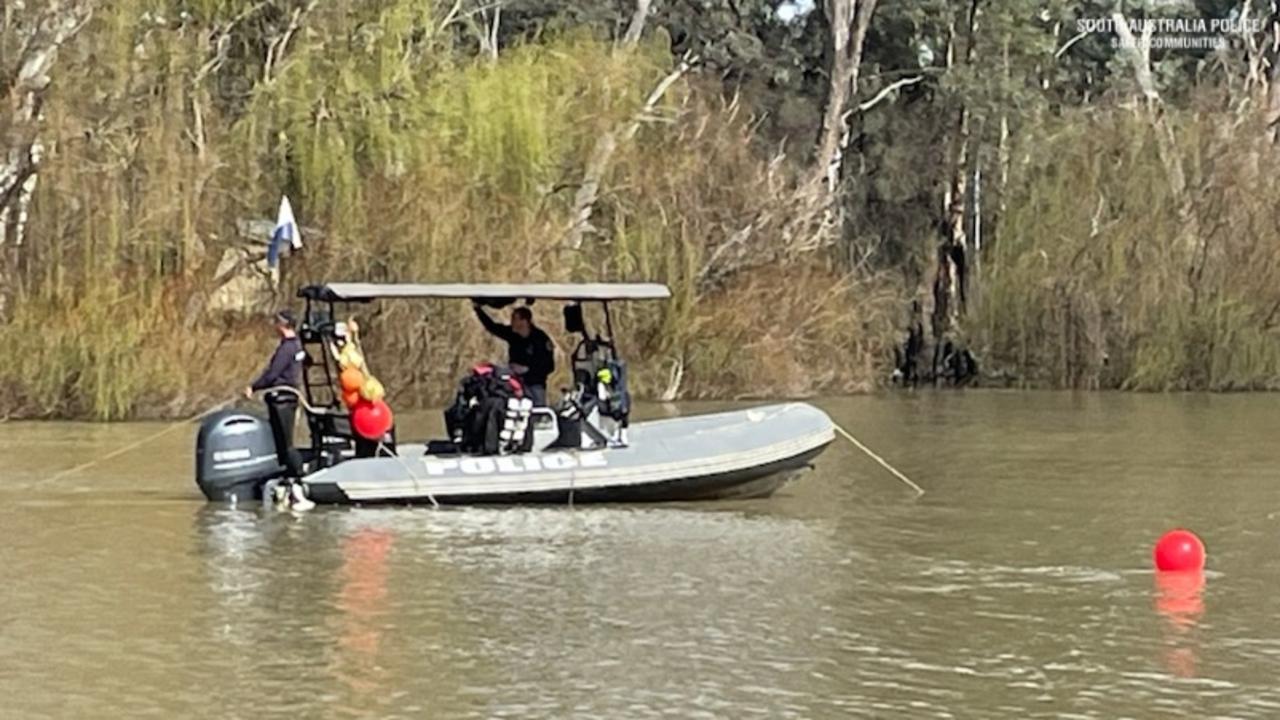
(195, 283), (835, 505)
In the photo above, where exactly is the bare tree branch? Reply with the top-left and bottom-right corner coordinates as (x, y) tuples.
(263, 0), (319, 85)
(563, 50), (697, 252)
(856, 75), (923, 112)
(623, 0), (652, 46)
(1054, 30), (1088, 59)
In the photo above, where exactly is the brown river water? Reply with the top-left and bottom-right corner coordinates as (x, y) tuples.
(2, 392), (1279, 718)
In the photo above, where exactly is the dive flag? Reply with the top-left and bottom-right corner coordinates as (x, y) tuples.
(267, 195), (302, 268)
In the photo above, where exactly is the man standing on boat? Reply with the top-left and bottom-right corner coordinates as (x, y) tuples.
(473, 302), (555, 406)
(244, 309), (311, 507)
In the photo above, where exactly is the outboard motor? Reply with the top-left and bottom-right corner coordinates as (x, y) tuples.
(195, 409), (284, 502)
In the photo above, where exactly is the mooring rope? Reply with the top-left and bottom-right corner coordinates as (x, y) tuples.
(832, 422), (925, 497)
(46, 386), (323, 487)
(377, 441), (439, 509)
(256, 385), (322, 413)
(43, 397), (237, 484)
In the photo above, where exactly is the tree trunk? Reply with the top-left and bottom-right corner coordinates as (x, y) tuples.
(1111, 11), (1205, 265)
(1266, 16), (1280, 144)
(814, 0), (878, 197)
(996, 35), (1011, 225)
(1268, 61), (1280, 144)
(930, 0), (979, 355)
(0, 1), (94, 320)
(622, 0), (652, 47)
(695, 0), (878, 292)
(941, 113), (970, 322)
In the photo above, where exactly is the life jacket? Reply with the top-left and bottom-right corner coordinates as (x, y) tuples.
(594, 360), (630, 424)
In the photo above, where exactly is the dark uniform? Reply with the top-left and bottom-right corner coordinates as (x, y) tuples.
(474, 306), (555, 406)
(250, 334), (306, 478)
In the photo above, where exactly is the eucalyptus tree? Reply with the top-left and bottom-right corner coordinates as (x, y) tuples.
(0, 0), (94, 320)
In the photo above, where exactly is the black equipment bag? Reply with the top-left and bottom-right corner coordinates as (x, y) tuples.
(445, 363), (526, 454)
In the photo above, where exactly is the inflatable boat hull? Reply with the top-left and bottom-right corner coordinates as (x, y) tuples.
(302, 402), (833, 505)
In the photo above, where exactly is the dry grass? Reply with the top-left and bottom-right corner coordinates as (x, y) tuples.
(973, 109), (1280, 390)
(1, 21), (900, 419)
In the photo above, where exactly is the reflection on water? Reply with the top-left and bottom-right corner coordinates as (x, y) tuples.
(5, 393), (1280, 718)
(330, 527), (394, 700)
(1154, 571), (1206, 678)
(1155, 571), (1206, 629)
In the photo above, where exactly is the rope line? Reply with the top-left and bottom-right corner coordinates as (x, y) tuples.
(377, 441), (439, 509)
(832, 422), (925, 497)
(45, 387), (313, 485)
(257, 385), (322, 413)
(44, 398), (236, 484)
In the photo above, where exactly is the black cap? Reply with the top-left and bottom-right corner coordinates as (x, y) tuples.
(274, 309), (296, 328)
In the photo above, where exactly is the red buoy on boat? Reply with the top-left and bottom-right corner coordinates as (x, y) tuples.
(351, 399), (393, 440)
(1154, 529), (1205, 572)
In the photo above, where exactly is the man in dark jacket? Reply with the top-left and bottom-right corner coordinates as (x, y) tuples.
(473, 303), (556, 406)
(244, 310), (307, 483)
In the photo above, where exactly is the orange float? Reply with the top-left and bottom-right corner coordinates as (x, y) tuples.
(340, 367), (365, 393)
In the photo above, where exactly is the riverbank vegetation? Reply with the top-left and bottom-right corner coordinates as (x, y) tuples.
(3, 1), (1280, 419)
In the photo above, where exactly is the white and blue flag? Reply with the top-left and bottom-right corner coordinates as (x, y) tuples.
(267, 195), (302, 268)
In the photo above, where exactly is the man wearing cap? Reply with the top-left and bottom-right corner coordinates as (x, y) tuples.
(245, 310), (309, 496)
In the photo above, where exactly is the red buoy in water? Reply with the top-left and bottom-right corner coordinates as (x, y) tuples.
(1154, 529), (1205, 572)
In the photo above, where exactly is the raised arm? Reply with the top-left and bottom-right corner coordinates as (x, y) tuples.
(473, 303), (515, 342)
